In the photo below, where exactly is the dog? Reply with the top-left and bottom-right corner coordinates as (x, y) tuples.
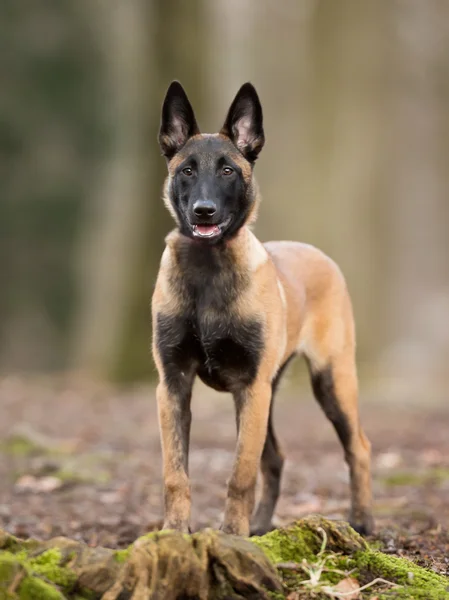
(152, 81), (374, 537)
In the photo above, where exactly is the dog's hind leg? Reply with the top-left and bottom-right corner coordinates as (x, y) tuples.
(250, 356), (294, 536)
(306, 349), (374, 535)
(249, 405), (283, 536)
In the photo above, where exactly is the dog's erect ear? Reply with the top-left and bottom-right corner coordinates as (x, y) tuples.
(159, 81), (200, 159)
(220, 83), (265, 162)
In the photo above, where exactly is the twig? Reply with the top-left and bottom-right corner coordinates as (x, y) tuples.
(276, 561), (302, 571)
(8, 569), (25, 595)
(322, 577), (400, 597)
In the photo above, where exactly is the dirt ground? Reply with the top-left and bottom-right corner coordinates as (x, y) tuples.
(0, 375), (448, 577)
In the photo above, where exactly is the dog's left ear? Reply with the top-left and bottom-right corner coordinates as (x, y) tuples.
(159, 81), (200, 159)
(220, 83), (265, 162)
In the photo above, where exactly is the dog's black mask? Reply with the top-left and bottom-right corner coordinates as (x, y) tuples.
(159, 81), (265, 244)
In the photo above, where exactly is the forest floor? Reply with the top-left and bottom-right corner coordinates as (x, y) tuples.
(0, 375), (448, 578)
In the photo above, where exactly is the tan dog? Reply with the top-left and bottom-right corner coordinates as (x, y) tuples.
(152, 81), (373, 537)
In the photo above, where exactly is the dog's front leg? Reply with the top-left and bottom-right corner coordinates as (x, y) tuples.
(157, 379), (193, 533)
(222, 379), (272, 536)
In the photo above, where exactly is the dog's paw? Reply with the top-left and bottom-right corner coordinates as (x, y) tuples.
(349, 511), (374, 536)
(220, 520), (250, 537)
(249, 522), (275, 537)
(162, 520), (191, 534)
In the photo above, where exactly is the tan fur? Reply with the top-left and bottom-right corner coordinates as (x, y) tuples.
(153, 219), (373, 535)
(264, 241), (351, 366)
(153, 224), (285, 534)
(254, 241), (373, 532)
(153, 97), (372, 535)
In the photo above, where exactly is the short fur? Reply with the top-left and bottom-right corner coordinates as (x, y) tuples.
(152, 81), (374, 537)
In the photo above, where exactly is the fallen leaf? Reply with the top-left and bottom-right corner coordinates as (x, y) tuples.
(420, 448), (442, 466)
(39, 476), (63, 492)
(14, 475), (36, 492)
(99, 491), (123, 505)
(332, 577), (360, 599)
(15, 475), (63, 493)
(376, 452), (402, 469)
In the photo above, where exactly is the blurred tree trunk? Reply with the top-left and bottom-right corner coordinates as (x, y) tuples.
(302, 0), (390, 368)
(203, 0), (257, 126)
(0, 1), (100, 372)
(382, 0), (449, 392)
(71, 0), (154, 379)
(113, 0), (206, 381)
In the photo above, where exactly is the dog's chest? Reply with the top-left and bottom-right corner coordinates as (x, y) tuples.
(157, 239), (264, 392)
(157, 310), (263, 393)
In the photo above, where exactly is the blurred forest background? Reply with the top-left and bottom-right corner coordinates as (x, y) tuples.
(1, 0), (449, 395)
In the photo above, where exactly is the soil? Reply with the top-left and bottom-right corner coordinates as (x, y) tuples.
(0, 375), (448, 577)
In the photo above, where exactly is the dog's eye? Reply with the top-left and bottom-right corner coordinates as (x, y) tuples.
(182, 167), (193, 177)
(222, 166), (234, 176)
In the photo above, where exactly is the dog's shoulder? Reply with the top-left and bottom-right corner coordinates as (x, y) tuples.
(244, 229), (270, 272)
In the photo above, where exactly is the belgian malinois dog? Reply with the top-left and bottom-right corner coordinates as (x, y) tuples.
(152, 81), (374, 537)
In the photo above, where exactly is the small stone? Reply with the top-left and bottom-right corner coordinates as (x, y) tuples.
(39, 476), (63, 492)
(99, 491), (122, 505)
(15, 475), (38, 492)
(15, 474), (63, 493)
(376, 451), (402, 469)
(0, 504), (11, 520)
(98, 515), (121, 528)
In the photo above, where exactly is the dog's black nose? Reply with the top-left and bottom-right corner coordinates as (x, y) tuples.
(193, 200), (217, 218)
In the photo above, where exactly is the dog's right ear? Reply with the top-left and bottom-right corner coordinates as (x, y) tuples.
(159, 81), (200, 159)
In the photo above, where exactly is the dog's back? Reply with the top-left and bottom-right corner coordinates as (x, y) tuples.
(264, 239), (355, 370)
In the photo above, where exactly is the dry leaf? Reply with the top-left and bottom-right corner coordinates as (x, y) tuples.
(39, 476), (63, 492)
(332, 576), (360, 599)
(15, 475), (63, 493)
(376, 451), (402, 469)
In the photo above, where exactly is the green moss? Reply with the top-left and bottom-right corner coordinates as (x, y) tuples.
(355, 550), (449, 599)
(383, 467), (449, 487)
(267, 592), (285, 600)
(383, 472), (424, 486)
(2, 518), (449, 599)
(253, 515), (366, 565)
(0, 436), (44, 457)
(18, 576), (66, 600)
(252, 522), (318, 564)
(113, 548), (129, 563)
(0, 552), (67, 600)
(0, 546), (77, 599)
(429, 467), (449, 483)
(0, 552), (20, 584)
(53, 468), (110, 485)
(270, 548), (449, 599)
(31, 548), (76, 589)
(251, 517), (449, 599)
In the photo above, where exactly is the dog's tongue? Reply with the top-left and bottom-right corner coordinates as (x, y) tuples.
(196, 225), (219, 236)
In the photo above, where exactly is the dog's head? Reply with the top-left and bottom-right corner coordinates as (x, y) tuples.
(159, 81), (265, 244)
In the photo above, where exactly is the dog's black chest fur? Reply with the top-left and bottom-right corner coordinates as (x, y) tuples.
(156, 240), (264, 394)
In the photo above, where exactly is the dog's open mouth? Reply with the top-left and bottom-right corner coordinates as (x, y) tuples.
(193, 224), (221, 238)
(192, 216), (232, 240)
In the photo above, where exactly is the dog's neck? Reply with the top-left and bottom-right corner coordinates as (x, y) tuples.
(165, 226), (267, 278)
